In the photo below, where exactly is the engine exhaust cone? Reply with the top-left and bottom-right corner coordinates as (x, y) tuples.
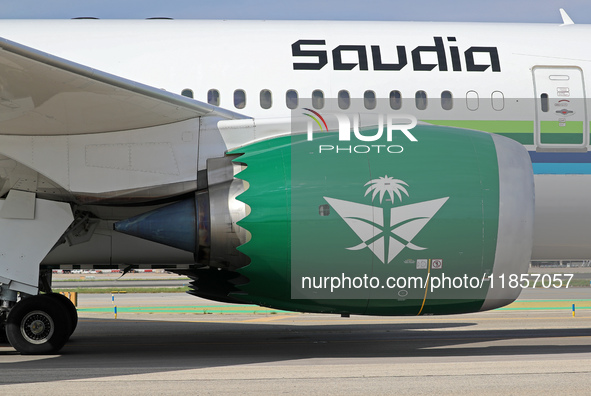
(114, 197), (196, 252)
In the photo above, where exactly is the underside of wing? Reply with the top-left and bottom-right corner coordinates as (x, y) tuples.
(0, 36), (245, 136)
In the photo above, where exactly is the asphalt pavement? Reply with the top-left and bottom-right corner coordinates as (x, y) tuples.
(1, 289), (591, 394)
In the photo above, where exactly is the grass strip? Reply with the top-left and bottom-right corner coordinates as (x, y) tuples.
(78, 306), (286, 314)
(53, 287), (190, 294)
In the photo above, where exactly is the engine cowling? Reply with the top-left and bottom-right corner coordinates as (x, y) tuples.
(115, 124), (534, 315)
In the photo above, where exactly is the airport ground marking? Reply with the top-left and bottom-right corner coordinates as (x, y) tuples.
(76, 299), (591, 315)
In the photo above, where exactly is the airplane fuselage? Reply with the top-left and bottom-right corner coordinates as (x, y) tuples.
(2, 18), (586, 354)
(0, 20), (588, 260)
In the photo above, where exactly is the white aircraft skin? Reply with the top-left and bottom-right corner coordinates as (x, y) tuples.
(0, 19), (584, 260)
(0, 17), (585, 353)
(0, 19), (575, 115)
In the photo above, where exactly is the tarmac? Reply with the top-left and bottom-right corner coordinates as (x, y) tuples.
(0, 284), (590, 394)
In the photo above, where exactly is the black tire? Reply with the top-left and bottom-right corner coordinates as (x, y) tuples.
(0, 322), (7, 344)
(6, 295), (72, 355)
(46, 293), (78, 335)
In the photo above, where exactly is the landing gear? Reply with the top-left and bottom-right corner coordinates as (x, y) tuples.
(0, 196), (75, 354)
(0, 289), (16, 345)
(1, 293), (78, 354)
(6, 295), (72, 355)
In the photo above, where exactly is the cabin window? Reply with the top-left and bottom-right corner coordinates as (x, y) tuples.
(540, 93), (549, 112)
(234, 89), (246, 109)
(260, 89), (272, 109)
(415, 90), (427, 110)
(441, 90), (453, 110)
(207, 89), (220, 106)
(390, 90), (402, 110)
(364, 90), (376, 110)
(466, 90), (479, 111)
(492, 91), (505, 111)
(338, 90), (350, 109)
(312, 89), (324, 109)
(286, 89), (298, 109)
(181, 89), (194, 99)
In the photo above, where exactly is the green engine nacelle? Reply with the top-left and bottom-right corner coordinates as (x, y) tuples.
(115, 124), (534, 315)
(230, 124), (534, 315)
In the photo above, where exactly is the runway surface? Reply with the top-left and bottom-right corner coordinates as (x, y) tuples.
(1, 290), (591, 394)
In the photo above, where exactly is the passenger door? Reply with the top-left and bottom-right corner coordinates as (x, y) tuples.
(533, 67), (587, 151)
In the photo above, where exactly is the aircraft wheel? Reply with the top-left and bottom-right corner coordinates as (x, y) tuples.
(0, 322), (7, 344)
(46, 293), (78, 335)
(6, 295), (71, 355)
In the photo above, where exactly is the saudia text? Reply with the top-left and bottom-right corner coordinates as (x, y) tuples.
(292, 37), (501, 72)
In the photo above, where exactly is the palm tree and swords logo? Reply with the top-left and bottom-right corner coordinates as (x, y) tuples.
(324, 176), (449, 264)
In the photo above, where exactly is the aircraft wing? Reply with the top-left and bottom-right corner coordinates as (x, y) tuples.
(0, 36), (246, 136)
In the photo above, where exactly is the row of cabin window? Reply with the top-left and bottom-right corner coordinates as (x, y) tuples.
(181, 89), (504, 112)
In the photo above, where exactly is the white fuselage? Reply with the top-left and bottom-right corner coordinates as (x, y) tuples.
(0, 19), (590, 260)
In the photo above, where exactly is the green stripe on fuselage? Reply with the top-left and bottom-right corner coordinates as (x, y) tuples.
(426, 120), (588, 146)
(540, 121), (584, 144)
(425, 120), (535, 145)
(540, 121), (583, 134)
(424, 120), (534, 133)
(494, 133), (533, 144)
